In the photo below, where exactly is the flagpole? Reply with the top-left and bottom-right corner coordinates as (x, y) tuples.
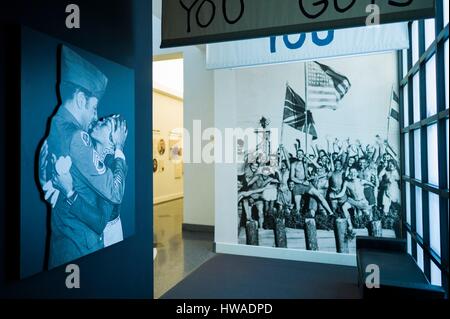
(386, 84), (394, 143)
(279, 83), (288, 166)
(281, 82), (288, 146)
(304, 62), (309, 155)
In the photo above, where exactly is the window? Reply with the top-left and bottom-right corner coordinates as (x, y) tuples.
(426, 55), (437, 117)
(400, 8), (449, 292)
(406, 181), (411, 224)
(412, 74), (420, 123)
(402, 49), (408, 78)
(444, 0), (449, 26)
(403, 84), (409, 126)
(404, 133), (410, 175)
(429, 193), (440, 255)
(414, 130), (421, 180)
(411, 21), (420, 65)
(417, 244), (424, 271)
(425, 19), (435, 49)
(427, 124), (438, 186)
(407, 232), (412, 254)
(431, 262), (442, 286)
(445, 40), (449, 109)
(415, 187), (423, 237)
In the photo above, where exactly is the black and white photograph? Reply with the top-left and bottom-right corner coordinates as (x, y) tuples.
(237, 54), (401, 253)
(158, 138), (166, 155)
(20, 27), (135, 278)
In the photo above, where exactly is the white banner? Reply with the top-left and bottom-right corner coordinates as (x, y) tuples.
(206, 23), (409, 70)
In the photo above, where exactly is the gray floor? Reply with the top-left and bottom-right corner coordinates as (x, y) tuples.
(162, 254), (361, 299)
(153, 199), (215, 299)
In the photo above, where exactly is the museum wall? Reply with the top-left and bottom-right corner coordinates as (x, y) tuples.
(0, 0), (152, 298)
(153, 90), (184, 204)
(153, 16), (215, 227)
(183, 47), (216, 227)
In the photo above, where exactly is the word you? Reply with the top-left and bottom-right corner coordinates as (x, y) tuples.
(180, 0), (245, 32)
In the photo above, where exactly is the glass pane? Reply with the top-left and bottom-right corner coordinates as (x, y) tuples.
(426, 55), (437, 117)
(431, 262), (442, 286)
(415, 187), (423, 237)
(445, 40), (449, 110)
(403, 84), (409, 126)
(414, 130), (421, 180)
(427, 124), (439, 186)
(407, 232), (412, 255)
(425, 19), (435, 49)
(404, 133), (410, 175)
(417, 244), (424, 271)
(447, 119), (449, 188)
(429, 192), (441, 256)
(402, 49), (408, 78)
(413, 73), (420, 123)
(412, 21), (420, 65)
(406, 182), (411, 225)
(444, 0), (449, 27)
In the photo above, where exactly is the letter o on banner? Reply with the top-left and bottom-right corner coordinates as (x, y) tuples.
(283, 33), (307, 50)
(312, 30), (334, 46)
(222, 0), (245, 24)
(196, 0), (216, 28)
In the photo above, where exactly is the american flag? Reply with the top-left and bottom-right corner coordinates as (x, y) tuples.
(390, 90), (400, 121)
(283, 84), (317, 140)
(306, 61), (351, 110)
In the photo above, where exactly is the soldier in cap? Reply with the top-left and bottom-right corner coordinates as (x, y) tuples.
(39, 45), (128, 268)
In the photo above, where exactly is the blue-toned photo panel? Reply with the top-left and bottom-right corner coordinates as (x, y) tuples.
(20, 27), (135, 278)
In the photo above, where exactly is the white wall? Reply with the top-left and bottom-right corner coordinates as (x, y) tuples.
(152, 90), (184, 204)
(214, 69), (238, 242)
(153, 15), (215, 226)
(183, 48), (215, 226)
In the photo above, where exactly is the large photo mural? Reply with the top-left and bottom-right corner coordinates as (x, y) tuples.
(20, 27), (135, 278)
(236, 53), (401, 253)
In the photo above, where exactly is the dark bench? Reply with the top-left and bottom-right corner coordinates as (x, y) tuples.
(356, 236), (446, 299)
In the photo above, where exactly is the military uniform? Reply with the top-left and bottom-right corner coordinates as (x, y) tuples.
(41, 46), (127, 269)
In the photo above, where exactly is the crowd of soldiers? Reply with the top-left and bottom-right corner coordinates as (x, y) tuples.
(237, 135), (401, 240)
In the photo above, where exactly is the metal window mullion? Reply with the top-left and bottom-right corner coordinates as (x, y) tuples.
(401, 109), (450, 133)
(402, 176), (449, 198)
(399, 50), (407, 239)
(400, 24), (449, 86)
(419, 19), (431, 280)
(407, 21), (417, 259)
(435, 0), (450, 293)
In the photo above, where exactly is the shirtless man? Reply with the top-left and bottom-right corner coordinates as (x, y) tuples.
(332, 168), (375, 234)
(328, 159), (346, 213)
(290, 149), (334, 217)
(290, 149), (308, 214)
(246, 163), (277, 228)
(308, 164), (331, 218)
(276, 160), (291, 209)
(358, 157), (378, 207)
(239, 162), (263, 226)
(378, 160), (400, 215)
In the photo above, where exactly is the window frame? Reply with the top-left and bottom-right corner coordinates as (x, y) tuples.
(399, 0), (449, 292)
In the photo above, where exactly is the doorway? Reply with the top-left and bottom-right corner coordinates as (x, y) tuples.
(152, 54), (185, 298)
